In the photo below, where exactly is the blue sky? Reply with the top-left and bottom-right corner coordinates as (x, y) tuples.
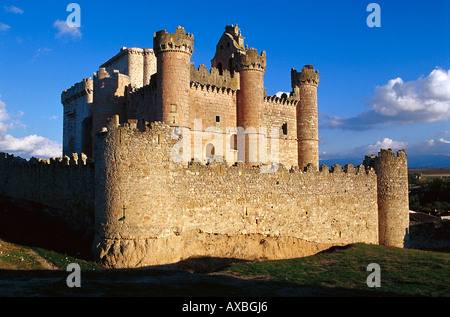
(0, 0), (449, 165)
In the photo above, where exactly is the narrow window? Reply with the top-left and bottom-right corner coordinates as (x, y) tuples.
(217, 62), (223, 76)
(216, 115), (220, 123)
(282, 123), (288, 135)
(171, 104), (177, 113)
(172, 116), (176, 124)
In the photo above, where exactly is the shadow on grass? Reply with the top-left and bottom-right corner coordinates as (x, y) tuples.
(0, 196), (428, 298)
(0, 264), (406, 297)
(0, 196), (94, 261)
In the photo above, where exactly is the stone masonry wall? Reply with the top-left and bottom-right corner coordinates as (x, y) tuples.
(262, 96), (298, 168)
(189, 82), (237, 130)
(61, 77), (93, 156)
(100, 47), (156, 88)
(364, 149), (410, 248)
(92, 119), (379, 268)
(0, 152), (95, 232)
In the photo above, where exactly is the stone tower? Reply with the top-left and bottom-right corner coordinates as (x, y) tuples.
(153, 26), (194, 128)
(292, 65), (320, 169)
(364, 149), (410, 248)
(92, 67), (130, 158)
(211, 24), (246, 75)
(236, 48), (266, 165)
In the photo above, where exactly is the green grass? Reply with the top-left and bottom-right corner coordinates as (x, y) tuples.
(228, 243), (450, 296)
(29, 246), (103, 271)
(0, 248), (44, 270)
(1, 240), (449, 296)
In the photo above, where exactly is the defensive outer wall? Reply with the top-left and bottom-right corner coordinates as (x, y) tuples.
(0, 118), (409, 268)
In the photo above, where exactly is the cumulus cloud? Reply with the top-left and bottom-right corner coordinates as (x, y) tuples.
(321, 67), (450, 130)
(4, 5), (23, 14)
(53, 19), (82, 40)
(364, 138), (407, 154)
(0, 98), (62, 159)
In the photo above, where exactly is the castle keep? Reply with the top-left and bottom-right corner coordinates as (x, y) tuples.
(61, 25), (319, 169)
(0, 25), (410, 268)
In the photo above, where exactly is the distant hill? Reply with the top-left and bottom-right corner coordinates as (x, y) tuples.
(320, 155), (450, 169)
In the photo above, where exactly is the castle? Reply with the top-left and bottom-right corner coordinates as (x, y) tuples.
(0, 25), (410, 268)
(61, 25), (319, 169)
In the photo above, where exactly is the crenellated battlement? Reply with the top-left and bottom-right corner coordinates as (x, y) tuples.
(61, 77), (93, 105)
(0, 152), (93, 167)
(190, 81), (237, 96)
(264, 94), (299, 107)
(98, 117), (374, 179)
(190, 63), (239, 90)
(363, 148), (407, 170)
(291, 65), (319, 87)
(153, 26), (194, 56)
(236, 48), (266, 72)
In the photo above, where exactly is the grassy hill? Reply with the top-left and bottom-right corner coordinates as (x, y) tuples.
(0, 239), (448, 297)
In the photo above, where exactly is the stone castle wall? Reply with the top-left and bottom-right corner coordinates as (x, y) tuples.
(262, 96), (299, 168)
(0, 153), (95, 232)
(189, 82), (237, 130)
(92, 119), (379, 268)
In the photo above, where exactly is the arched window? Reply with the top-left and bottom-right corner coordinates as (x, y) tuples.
(205, 143), (215, 158)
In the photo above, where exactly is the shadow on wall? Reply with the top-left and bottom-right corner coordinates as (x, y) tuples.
(405, 220), (450, 252)
(0, 196), (94, 260)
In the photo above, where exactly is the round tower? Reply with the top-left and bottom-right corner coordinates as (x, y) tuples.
(294, 65), (319, 170)
(153, 26), (194, 127)
(236, 48), (266, 165)
(364, 149), (410, 248)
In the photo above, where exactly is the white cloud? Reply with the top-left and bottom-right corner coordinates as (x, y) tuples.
(0, 22), (11, 32)
(439, 138), (450, 144)
(275, 91), (290, 98)
(0, 97), (62, 159)
(365, 138), (408, 154)
(321, 67), (450, 130)
(0, 134), (62, 158)
(53, 19), (82, 40)
(4, 5), (24, 14)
